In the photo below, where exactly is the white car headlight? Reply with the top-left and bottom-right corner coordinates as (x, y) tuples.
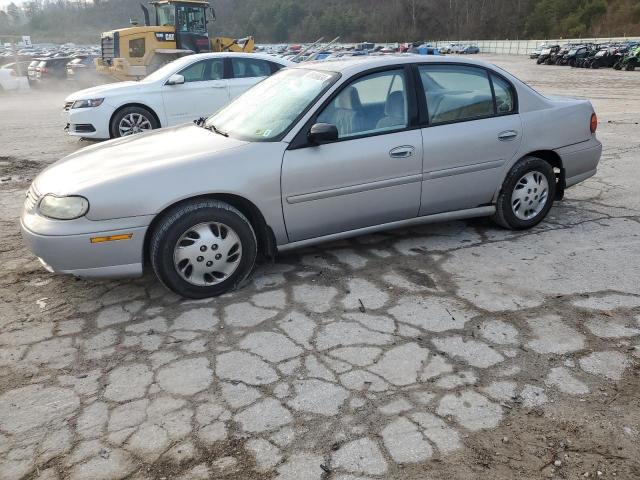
(39, 195), (89, 220)
(72, 98), (104, 109)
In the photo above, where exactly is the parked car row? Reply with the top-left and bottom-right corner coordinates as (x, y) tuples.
(533, 42), (639, 71)
(0, 43), (99, 62)
(25, 55), (101, 87)
(439, 43), (480, 54)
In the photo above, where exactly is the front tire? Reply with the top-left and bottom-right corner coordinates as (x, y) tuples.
(110, 106), (158, 138)
(492, 157), (556, 230)
(150, 200), (257, 299)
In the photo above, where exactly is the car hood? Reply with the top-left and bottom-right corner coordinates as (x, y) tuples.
(65, 80), (150, 101)
(35, 124), (248, 197)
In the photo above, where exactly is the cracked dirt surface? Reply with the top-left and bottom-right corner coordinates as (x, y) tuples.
(1, 56), (639, 480)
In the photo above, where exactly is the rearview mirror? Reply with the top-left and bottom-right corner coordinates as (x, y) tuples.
(308, 123), (338, 145)
(166, 74), (185, 86)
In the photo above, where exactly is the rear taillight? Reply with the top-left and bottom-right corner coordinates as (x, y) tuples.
(590, 113), (598, 134)
(10, 70), (16, 77)
(42, 67), (49, 74)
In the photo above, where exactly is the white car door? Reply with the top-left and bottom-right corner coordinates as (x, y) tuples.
(227, 57), (275, 100)
(161, 58), (229, 125)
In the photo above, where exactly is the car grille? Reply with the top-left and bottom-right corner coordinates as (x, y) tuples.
(25, 184), (41, 212)
(63, 101), (74, 111)
(102, 36), (115, 61)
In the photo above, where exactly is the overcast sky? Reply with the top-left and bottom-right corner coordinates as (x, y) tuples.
(0, 0), (26, 8)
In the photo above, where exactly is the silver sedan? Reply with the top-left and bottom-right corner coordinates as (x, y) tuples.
(22, 55), (602, 298)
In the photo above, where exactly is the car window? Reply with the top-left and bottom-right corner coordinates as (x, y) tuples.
(269, 61), (285, 73)
(129, 39), (145, 58)
(317, 69), (408, 139)
(491, 74), (516, 114)
(178, 59), (224, 82)
(419, 65), (494, 124)
(231, 58), (271, 79)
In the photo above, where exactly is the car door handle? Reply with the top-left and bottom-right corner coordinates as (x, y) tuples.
(211, 82), (227, 89)
(389, 146), (415, 158)
(498, 130), (519, 141)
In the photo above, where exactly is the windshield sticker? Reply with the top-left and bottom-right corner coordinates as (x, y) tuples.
(303, 70), (333, 82)
(262, 129), (273, 137)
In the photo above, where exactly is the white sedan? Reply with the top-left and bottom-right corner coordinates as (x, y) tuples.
(62, 53), (292, 139)
(0, 62), (30, 92)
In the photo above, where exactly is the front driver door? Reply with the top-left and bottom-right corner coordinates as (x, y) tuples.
(281, 67), (423, 243)
(161, 58), (229, 125)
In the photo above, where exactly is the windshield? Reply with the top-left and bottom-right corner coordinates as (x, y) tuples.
(157, 4), (175, 26)
(176, 5), (207, 33)
(205, 68), (339, 142)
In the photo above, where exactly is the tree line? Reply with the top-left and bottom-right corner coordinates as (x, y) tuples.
(1, 0), (639, 44)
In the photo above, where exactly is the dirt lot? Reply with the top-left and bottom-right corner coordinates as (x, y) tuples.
(1, 56), (639, 480)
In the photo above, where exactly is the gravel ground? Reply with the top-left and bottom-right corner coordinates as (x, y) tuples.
(0, 55), (639, 480)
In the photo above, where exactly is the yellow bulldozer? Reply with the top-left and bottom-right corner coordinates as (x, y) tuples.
(96, 0), (254, 80)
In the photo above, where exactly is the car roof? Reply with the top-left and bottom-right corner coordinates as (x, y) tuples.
(167, 52), (294, 70)
(299, 54), (497, 75)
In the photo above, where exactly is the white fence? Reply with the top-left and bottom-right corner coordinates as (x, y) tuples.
(430, 38), (639, 55)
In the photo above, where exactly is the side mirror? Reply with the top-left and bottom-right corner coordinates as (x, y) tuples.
(166, 74), (185, 86)
(308, 123), (338, 145)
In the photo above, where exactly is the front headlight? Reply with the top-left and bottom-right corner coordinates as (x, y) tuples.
(72, 98), (105, 109)
(38, 195), (89, 220)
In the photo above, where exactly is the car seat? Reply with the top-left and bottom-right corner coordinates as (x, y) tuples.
(376, 91), (407, 129)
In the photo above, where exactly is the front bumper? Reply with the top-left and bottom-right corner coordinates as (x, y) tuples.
(21, 211), (148, 280)
(62, 103), (114, 139)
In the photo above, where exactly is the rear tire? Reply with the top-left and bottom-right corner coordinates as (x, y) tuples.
(150, 199), (257, 299)
(110, 105), (159, 138)
(492, 157), (556, 230)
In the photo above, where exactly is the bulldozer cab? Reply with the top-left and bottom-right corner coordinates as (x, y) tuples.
(151, 0), (212, 53)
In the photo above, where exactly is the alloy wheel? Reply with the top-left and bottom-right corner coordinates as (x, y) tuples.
(118, 113), (153, 136)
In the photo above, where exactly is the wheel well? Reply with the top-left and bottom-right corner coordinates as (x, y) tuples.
(109, 103), (162, 136)
(143, 194), (277, 267)
(526, 150), (565, 200)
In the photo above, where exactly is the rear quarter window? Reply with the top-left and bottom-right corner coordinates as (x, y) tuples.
(491, 74), (517, 114)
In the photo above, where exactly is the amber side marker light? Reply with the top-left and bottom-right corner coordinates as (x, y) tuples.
(590, 113), (598, 134)
(90, 234), (133, 244)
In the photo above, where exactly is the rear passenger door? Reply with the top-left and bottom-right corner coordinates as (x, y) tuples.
(228, 57), (278, 100)
(417, 64), (522, 215)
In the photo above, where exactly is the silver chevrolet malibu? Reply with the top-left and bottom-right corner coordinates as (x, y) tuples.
(21, 56), (602, 298)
